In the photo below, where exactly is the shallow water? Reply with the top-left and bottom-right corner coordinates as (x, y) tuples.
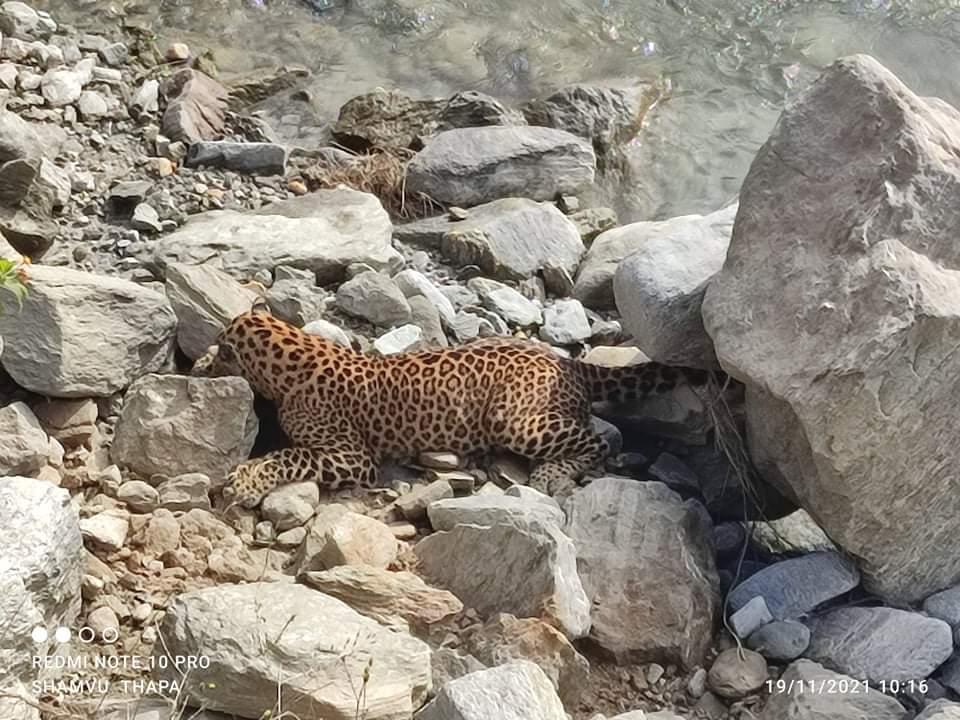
(36, 0), (960, 220)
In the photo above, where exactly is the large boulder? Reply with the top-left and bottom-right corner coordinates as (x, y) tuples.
(415, 519), (591, 639)
(701, 54), (960, 603)
(565, 478), (719, 667)
(0, 266), (176, 397)
(153, 188), (402, 283)
(406, 126), (595, 207)
(0, 478), (83, 687)
(759, 660), (907, 719)
(613, 203), (736, 367)
(154, 583), (431, 720)
(111, 374), (258, 487)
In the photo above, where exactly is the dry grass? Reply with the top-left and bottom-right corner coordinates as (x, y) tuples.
(301, 147), (441, 220)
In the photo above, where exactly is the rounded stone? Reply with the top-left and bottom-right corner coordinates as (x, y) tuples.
(707, 648), (767, 699)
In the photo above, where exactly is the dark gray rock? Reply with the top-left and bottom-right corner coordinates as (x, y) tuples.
(806, 607), (952, 683)
(186, 141), (286, 176)
(0, 108), (44, 163)
(406, 126), (595, 207)
(746, 619), (810, 662)
(333, 89), (442, 151)
(438, 91), (526, 130)
(728, 551), (860, 620)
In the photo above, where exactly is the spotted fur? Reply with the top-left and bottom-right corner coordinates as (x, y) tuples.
(193, 310), (713, 507)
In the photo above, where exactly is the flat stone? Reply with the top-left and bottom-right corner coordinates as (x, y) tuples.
(186, 141), (287, 176)
(155, 582), (431, 720)
(131, 203), (162, 233)
(415, 518), (591, 639)
(300, 565), (462, 630)
(746, 620), (810, 662)
(565, 477), (719, 667)
(407, 126), (595, 207)
(79, 511), (128, 551)
(396, 479), (454, 522)
(111, 375), (258, 488)
(427, 494), (565, 532)
(806, 607), (952, 683)
(727, 551), (860, 620)
(416, 661), (567, 720)
(759, 660), (906, 720)
(0, 266), (177, 397)
(154, 188), (402, 283)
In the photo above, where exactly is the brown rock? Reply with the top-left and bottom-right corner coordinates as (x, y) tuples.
(707, 648), (767, 699)
(161, 69), (227, 143)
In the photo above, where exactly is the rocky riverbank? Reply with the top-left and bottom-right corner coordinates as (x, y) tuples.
(3, 2), (960, 720)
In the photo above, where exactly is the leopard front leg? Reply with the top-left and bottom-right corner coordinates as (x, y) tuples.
(223, 446), (378, 508)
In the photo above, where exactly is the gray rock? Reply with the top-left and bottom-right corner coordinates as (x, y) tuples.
(447, 311), (481, 342)
(468, 278), (542, 326)
(408, 295), (448, 347)
(156, 473), (212, 512)
(566, 478), (718, 667)
(396, 480), (454, 522)
(374, 324), (423, 354)
(0, 2), (40, 39)
(116, 480), (160, 513)
(806, 607), (952, 683)
(415, 519), (591, 639)
(539, 299), (591, 345)
(186, 141), (287, 176)
(416, 661), (566, 720)
(0, 401), (51, 476)
(701, 55), (960, 604)
(431, 648), (487, 693)
(730, 596), (773, 639)
(337, 271), (411, 327)
(727, 552), (860, 620)
(924, 585), (960, 639)
(155, 583), (431, 720)
(111, 374), (258, 488)
(407, 126), (595, 206)
(393, 269), (456, 324)
(0, 266), (177, 397)
(707, 648), (767, 700)
(97, 41), (127, 66)
(760, 660), (906, 720)
(298, 505), (398, 572)
(302, 318), (352, 347)
(436, 199), (584, 282)
(154, 188), (401, 283)
(0, 109), (44, 163)
(131, 203), (162, 233)
(165, 263), (259, 360)
(333, 89), (443, 151)
(265, 278), (327, 326)
(161, 69), (227, 143)
(76, 90), (108, 119)
(613, 203), (736, 367)
(437, 91), (526, 131)
(918, 702), (960, 720)
(130, 78), (159, 115)
(749, 510), (836, 555)
(0, 477), (82, 688)
(746, 620), (810, 662)
(79, 511), (128, 551)
(40, 68), (82, 107)
(427, 494), (565, 532)
(261, 481), (318, 532)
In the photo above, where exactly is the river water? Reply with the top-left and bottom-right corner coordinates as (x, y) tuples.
(35, 0), (960, 221)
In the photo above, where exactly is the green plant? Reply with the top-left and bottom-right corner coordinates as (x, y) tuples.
(0, 257), (29, 312)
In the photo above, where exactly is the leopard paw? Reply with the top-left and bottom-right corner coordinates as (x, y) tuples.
(222, 459), (280, 509)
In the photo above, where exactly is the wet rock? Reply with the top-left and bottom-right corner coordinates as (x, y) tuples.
(727, 551), (859, 620)
(746, 620), (810, 662)
(0, 266), (176, 397)
(760, 660), (906, 719)
(333, 89), (443, 151)
(437, 90), (526, 130)
(111, 375), (258, 488)
(0, 477), (82, 686)
(374, 323), (422, 354)
(416, 661), (566, 720)
(806, 607), (952, 683)
(464, 613), (589, 705)
(613, 202), (736, 367)
(468, 278), (542, 326)
(707, 648), (767, 699)
(300, 565), (463, 630)
(298, 504), (398, 572)
(165, 263), (259, 360)
(416, 518), (591, 639)
(154, 188), (402, 283)
(565, 477), (719, 667)
(336, 271), (412, 327)
(0, 401), (51, 476)
(155, 582), (431, 720)
(261, 481), (318, 531)
(161, 68), (227, 143)
(428, 493), (564, 532)
(407, 126), (595, 206)
(702, 55), (960, 604)
(186, 141), (286, 175)
(539, 298), (591, 345)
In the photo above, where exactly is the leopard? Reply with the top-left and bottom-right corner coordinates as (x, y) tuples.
(192, 308), (716, 508)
